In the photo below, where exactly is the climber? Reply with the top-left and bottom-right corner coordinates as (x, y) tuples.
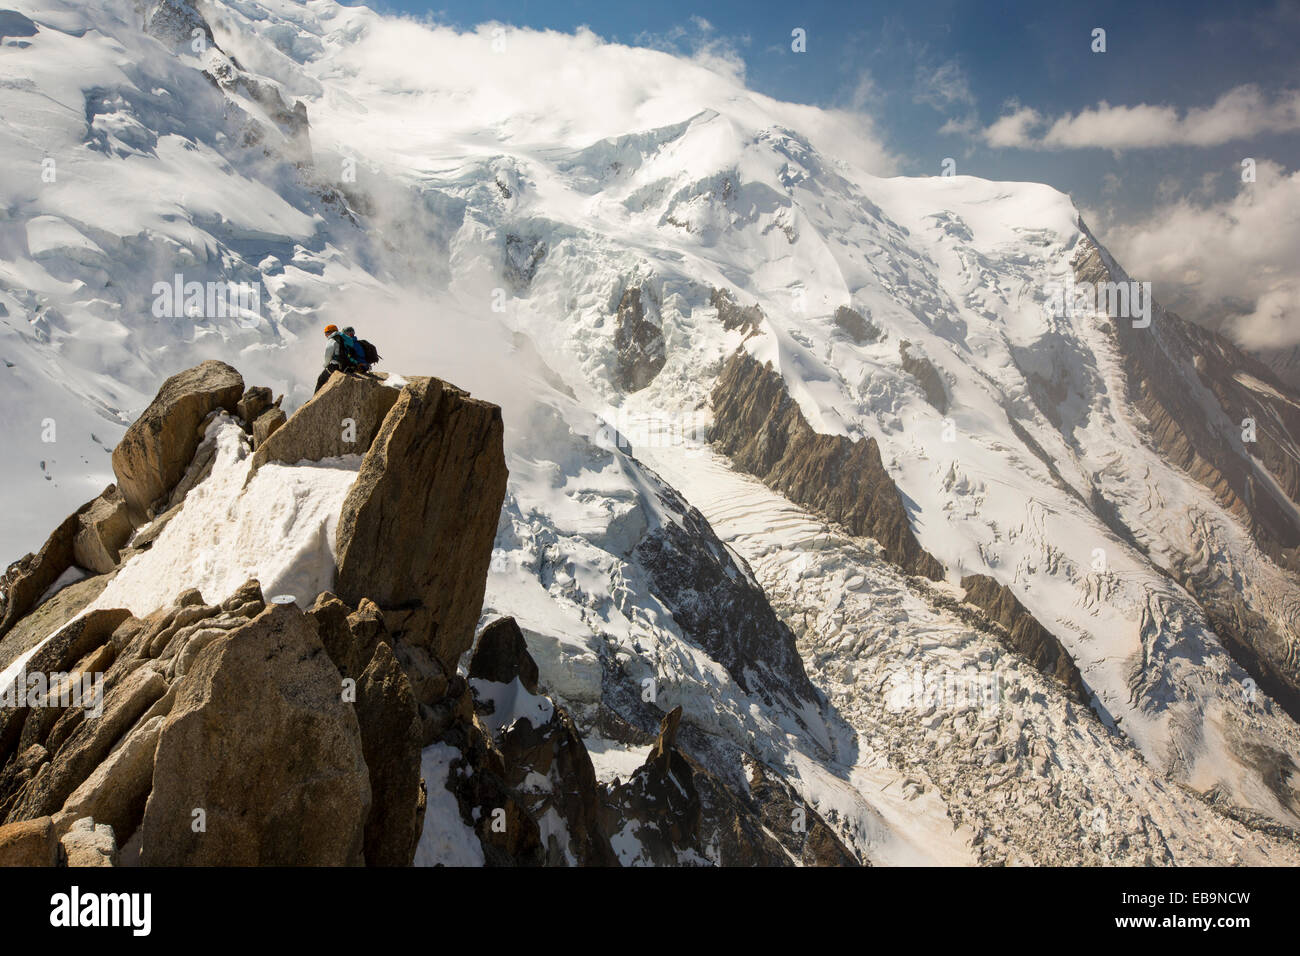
(314, 324), (383, 392)
(315, 323), (359, 392)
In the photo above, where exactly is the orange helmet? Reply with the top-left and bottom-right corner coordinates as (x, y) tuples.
(323, 324), (338, 335)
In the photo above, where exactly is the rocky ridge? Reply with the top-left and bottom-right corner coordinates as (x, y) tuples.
(0, 362), (847, 866)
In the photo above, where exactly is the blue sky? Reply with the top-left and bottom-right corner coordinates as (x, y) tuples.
(354, 0), (1300, 346)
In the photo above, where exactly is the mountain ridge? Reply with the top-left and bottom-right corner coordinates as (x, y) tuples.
(1, 0), (1299, 864)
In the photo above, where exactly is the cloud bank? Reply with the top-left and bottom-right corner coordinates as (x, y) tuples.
(1095, 160), (1300, 350)
(984, 86), (1300, 150)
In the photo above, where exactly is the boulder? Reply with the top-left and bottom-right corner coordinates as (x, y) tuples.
(0, 507), (84, 642)
(111, 360), (244, 522)
(138, 603), (371, 865)
(72, 485), (132, 574)
(335, 377), (507, 667)
(252, 406), (286, 447)
(236, 385), (273, 424)
(59, 816), (117, 867)
(250, 371), (397, 473)
(0, 815), (59, 866)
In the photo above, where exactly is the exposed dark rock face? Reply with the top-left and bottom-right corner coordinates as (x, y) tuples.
(504, 234), (547, 294)
(710, 287), (763, 335)
(833, 305), (879, 344)
(959, 574), (1089, 704)
(601, 707), (860, 866)
(469, 617), (539, 692)
(144, 0), (213, 49)
(1172, 560), (1300, 725)
(335, 376), (508, 668)
(204, 54), (312, 165)
(146, 0), (312, 164)
(418, 621), (851, 867)
(1075, 226), (1300, 722)
(0, 10), (38, 41)
(110, 359), (244, 522)
(1075, 228), (1300, 570)
(745, 759), (862, 866)
(899, 340), (948, 413)
(353, 640), (426, 866)
(711, 349), (944, 580)
(612, 287), (666, 391)
(419, 618), (614, 866)
(633, 480), (819, 708)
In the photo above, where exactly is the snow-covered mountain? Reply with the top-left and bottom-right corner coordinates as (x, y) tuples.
(3, 0), (1300, 864)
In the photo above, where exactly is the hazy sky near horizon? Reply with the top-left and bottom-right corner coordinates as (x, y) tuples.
(356, 0), (1300, 348)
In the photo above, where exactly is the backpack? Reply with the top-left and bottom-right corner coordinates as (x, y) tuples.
(356, 338), (380, 367)
(331, 332), (361, 370)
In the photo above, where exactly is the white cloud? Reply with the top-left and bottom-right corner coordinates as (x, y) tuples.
(982, 86), (1300, 150)
(847, 68), (881, 112)
(915, 60), (975, 110)
(937, 115), (977, 136)
(289, 13), (897, 174)
(982, 105), (1043, 148)
(1096, 161), (1300, 349)
(631, 16), (748, 86)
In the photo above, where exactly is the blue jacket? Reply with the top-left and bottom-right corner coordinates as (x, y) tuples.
(324, 332), (362, 368)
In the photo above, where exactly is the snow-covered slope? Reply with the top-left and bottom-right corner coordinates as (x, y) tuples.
(3, 0), (1299, 863)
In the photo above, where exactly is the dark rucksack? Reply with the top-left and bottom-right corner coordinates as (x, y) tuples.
(356, 338), (380, 366)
